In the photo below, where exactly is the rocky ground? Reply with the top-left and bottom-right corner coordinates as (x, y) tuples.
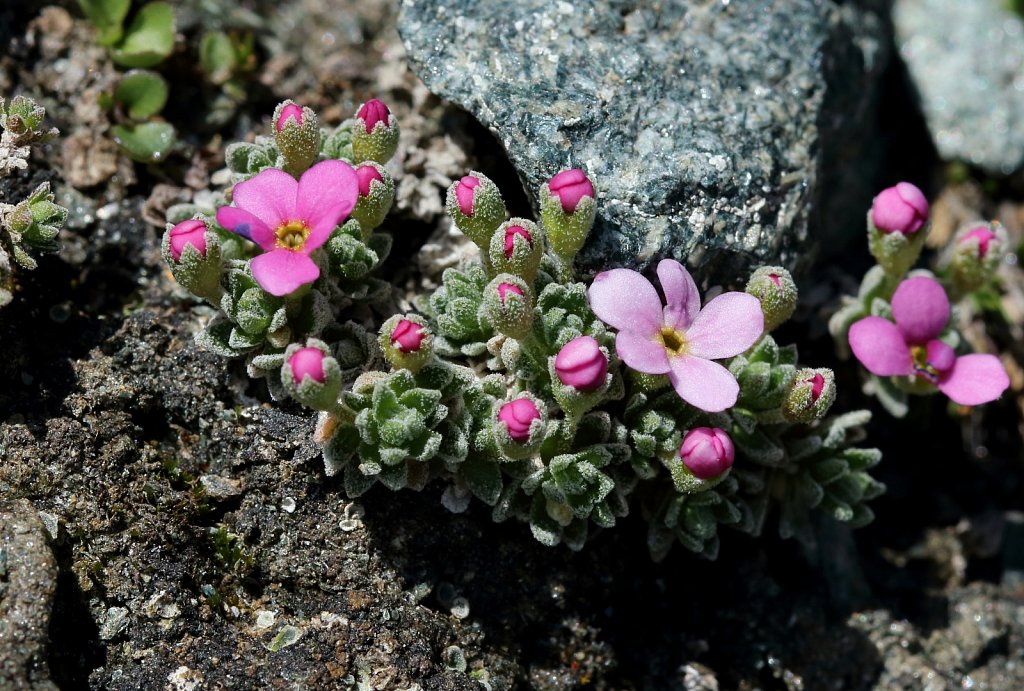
(2, 1), (1024, 689)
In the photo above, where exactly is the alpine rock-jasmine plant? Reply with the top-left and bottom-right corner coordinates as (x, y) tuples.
(165, 102), (884, 557)
(830, 181), (1011, 416)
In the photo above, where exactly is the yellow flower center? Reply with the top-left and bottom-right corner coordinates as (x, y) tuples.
(659, 326), (688, 355)
(275, 220), (311, 250)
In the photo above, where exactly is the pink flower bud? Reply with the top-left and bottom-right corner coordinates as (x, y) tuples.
(356, 164), (383, 198)
(807, 372), (825, 401)
(959, 226), (998, 258)
(503, 224), (533, 258)
(390, 319), (425, 353)
(497, 398), (541, 442)
(871, 182), (929, 235)
(497, 282), (523, 303)
(289, 347), (326, 384)
(554, 335), (607, 391)
(276, 103), (304, 132)
(679, 427), (734, 480)
(169, 219), (208, 262)
(548, 168), (594, 213)
(455, 175), (480, 216)
(357, 98), (391, 133)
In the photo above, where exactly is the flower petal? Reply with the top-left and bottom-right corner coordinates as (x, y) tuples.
(891, 276), (949, 345)
(588, 268), (663, 334)
(685, 292), (764, 360)
(937, 354), (1010, 406)
(250, 249), (320, 297)
(848, 316), (912, 376)
(296, 160), (359, 250)
(615, 330), (670, 374)
(656, 259), (700, 328)
(232, 168), (298, 230)
(667, 355), (740, 412)
(216, 206), (276, 250)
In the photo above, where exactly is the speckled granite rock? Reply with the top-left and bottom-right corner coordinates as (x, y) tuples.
(0, 500), (58, 691)
(895, 0), (1024, 175)
(399, 0), (888, 277)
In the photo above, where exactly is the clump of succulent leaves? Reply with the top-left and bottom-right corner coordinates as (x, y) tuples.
(829, 182), (1010, 417)
(77, 0), (177, 162)
(0, 96), (68, 307)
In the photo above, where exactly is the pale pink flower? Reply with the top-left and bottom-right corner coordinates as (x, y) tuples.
(216, 160), (358, 296)
(588, 259), (764, 412)
(849, 276), (1009, 406)
(554, 335), (608, 391)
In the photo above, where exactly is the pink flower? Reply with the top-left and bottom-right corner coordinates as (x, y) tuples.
(554, 335), (608, 391)
(289, 347), (326, 384)
(276, 103), (304, 132)
(454, 175), (479, 216)
(548, 168), (594, 213)
(391, 319), (425, 352)
(216, 160), (358, 296)
(959, 226), (998, 258)
(356, 164), (383, 198)
(871, 182), (929, 235)
(848, 276), (1009, 405)
(588, 259), (764, 412)
(168, 219), (207, 261)
(679, 427), (734, 479)
(504, 224), (532, 258)
(357, 98), (390, 133)
(498, 398), (540, 442)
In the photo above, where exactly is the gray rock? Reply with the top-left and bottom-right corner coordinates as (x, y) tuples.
(399, 0), (888, 277)
(0, 500), (58, 691)
(895, 0), (1024, 175)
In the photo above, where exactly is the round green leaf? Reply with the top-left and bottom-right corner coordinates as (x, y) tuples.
(76, 0), (130, 46)
(111, 121), (176, 163)
(114, 70), (168, 120)
(110, 2), (175, 68)
(199, 31), (236, 85)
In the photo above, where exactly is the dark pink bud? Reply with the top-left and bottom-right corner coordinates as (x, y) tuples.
(390, 319), (425, 353)
(548, 168), (594, 213)
(290, 347), (326, 384)
(276, 103), (303, 132)
(871, 182), (929, 235)
(554, 335), (607, 391)
(807, 372), (825, 401)
(503, 224), (532, 258)
(455, 175), (479, 216)
(356, 165), (383, 198)
(169, 219), (208, 262)
(679, 427), (734, 480)
(769, 272), (782, 288)
(357, 98), (391, 133)
(497, 282), (523, 304)
(959, 226), (998, 258)
(497, 398), (541, 442)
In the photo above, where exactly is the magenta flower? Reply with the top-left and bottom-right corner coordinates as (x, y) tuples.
(390, 319), (426, 353)
(289, 347), (326, 384)
(548, 168), (594, 213)
(356, 164), (383, 198)
(871, 182), (929, 235)
(216, 160), (358, 296)
(554, 335), (608, 391)
(276, 103), (304, 132)
(588, 259), (764, 412)
(497, 398), (541, 442)
(504, 224), (532, 258)
(454, 175), (479, 216)
(848, 276), (1009, 406)
(679, 427), (734, 479)
(168, 219), (207, 261)
(356, 98), (391, 133)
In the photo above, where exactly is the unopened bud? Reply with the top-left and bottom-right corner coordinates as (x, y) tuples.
(950, 222), (1007, 293)
(493, 394), (546, 459)
(281, 339), (342, 411)
(161, 219), (222, 301)
(350, 162), (394, 233)
(540, 168), (596, 261)
(782, 367), (836, 423)
(745, 266), (798, 332)
(446, 172), (507, 248)
(868, 182), (929, 276)
(379, 314), (433, 373)
(272, 100), (320, 176)
(352, 98), (399, 163)
(483, 274), (533, 339)
(488, 218), (543, 280)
